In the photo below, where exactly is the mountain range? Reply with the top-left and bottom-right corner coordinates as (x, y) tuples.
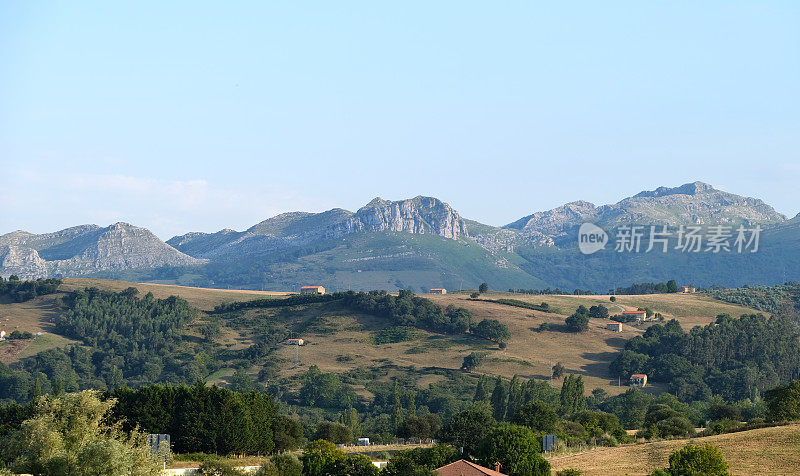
(2, 182), (798, 291)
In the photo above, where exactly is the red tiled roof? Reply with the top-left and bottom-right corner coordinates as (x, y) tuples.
(436, 459), (507, 476)
(631, 374), (647, 379)
(622, 310), (646, 314)
(301, 286), (323, 289)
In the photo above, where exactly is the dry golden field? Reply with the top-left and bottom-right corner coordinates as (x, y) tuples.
(547, 423), (800, 475)
(0, 280), (763, 397)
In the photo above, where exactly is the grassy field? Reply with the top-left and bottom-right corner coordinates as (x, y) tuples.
(547, 423), (800, 475)
(0, 279), (763, 397)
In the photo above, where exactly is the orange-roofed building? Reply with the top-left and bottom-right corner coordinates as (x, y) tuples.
(436, 459), (507, 476)
(622, 310), (647, 320)
(630, 374), (648, 387)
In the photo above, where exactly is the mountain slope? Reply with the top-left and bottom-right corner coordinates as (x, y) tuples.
(0, 223), (204, 279)
(2, 183), (797, 290)
(504, 182), (785, 238)
(169, 196), (468, 260)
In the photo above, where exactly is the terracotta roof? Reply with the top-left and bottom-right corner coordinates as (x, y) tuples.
(622, 310), (646, 314)
(631, 374), (647, 379)
(436, 459), (507, 476)
(301, 286), (323, 289)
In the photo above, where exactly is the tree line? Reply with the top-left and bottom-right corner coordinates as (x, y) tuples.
(610, 314), (800, 402)
(0, 276), (61, 302)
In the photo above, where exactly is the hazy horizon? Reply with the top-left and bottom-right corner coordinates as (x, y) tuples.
(2, 2), (799, 239)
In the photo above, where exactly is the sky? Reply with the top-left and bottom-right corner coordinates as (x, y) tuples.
(1, 1), (799, 239)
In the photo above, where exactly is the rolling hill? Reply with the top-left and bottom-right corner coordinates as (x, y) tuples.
(0, 278), (761, 398)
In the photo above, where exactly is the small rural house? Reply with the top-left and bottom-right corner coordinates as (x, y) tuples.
(630, 374), (648, 388)
(0, 330), (5, 341)
(436, 459), (507, 476)
(285, 338), (304, 346)
(681, 285), (696, 293)
(357, 437), (370, 446)
(300, 285), (325, 295)
(429, 288), (447, 294)
(622, 310), (647, 321)
(606, 322), (623, 332)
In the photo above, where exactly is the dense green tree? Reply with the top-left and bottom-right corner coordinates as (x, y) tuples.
(491, 377), (508, 421)
(112, 383), (277, 455)
(559, 375), (586, 416)
(300, 440), (346, 476)
(299, 366), (356, 409)
(552, 362), (566, 379)
(5, 391), (159, 476)
(479, 283), (489, 294)
(664, 444), (730, 476)
(477, 424), (550, 476)
(666, 280), (679, 293)
(272, 415), (304, 452)
(588, 305), (609, 319)
(270, 453), (302, 476)
(461, 352), (486, 372)
(474, 375), (489, 402)
(514, 401), (558, 433)
(437, 404), (496, 457)
(398, 414), (441, 441)
(315, 421), (353, 445)
(765, 380), (800, 422)
(473, 319), (511, 344)
(600, 388), (653, 429)
(565, 307), (590, 332)
(382, 444), (458, 476)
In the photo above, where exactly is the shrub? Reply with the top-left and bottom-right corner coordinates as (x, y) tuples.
(556, 470), (582, 476)
(270, 453), (302, 476)
(565, 313), (588, 332)
(665, 444), (729, 475)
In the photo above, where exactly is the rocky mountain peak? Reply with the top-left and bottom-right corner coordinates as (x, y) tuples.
(336, 196), (468, 239)
(361, 197), (392, 210)
(634, 181), (715, 198)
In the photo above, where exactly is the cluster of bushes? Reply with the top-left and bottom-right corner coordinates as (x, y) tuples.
(371, 326), (417, 344)
(509, 287), (595, 295)
(342, 290), (473, 335)
(563, 305), (610, 332)
(565, 306), (590, 332)
(4, 330), (34, 340)
(481, 298), (554, 313)
(612, 280), (679, 295)
(610, 314), (800, 401)
(212, 292), (338, 313)
(0, 276), (61, 302)
(706, 282), (800, 314)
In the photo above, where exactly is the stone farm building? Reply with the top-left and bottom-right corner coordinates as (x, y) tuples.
(606, 322), (623, 332)
(630, 374), (648, 388)
(622, 310), (647, 321)
(300, 285), (325, 295)
(285, 338), (304, 346)
(429, 288), (447, 294)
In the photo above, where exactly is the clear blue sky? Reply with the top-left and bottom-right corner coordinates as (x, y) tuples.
(2, 1), (799, 239)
